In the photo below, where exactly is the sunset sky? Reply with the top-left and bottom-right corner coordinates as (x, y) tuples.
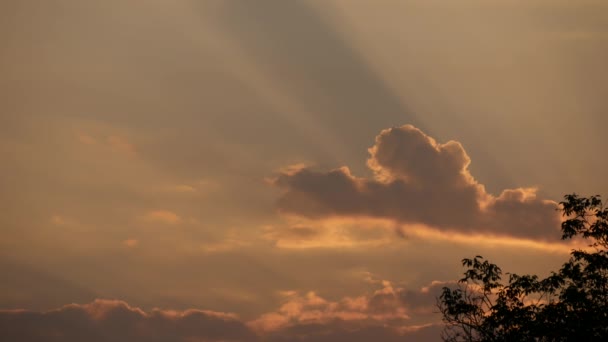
(2, 1), (608, 341)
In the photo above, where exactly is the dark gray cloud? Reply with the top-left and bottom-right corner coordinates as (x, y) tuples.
(274, 125), (560, 240)
(0, 299), (256, 342)
(0, 294), (442, 342)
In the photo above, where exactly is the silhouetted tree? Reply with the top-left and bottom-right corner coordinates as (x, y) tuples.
(438, 194), (608, 341)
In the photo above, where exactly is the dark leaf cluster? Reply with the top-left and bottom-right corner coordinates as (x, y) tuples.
(438, 194), (608, 341)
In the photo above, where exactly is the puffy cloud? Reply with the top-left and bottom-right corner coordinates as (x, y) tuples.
(273, 125), (560, 240)
(0, 283), (445, 341)
(251, 279), (442, 341)
(249, 289), (407, 334)
(251, 280), (420, 333)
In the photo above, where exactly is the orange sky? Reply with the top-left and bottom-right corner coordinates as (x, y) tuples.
(1, 1), (608, 341)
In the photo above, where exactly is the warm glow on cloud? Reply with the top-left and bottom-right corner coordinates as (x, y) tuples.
(107, 135), (136, 156)
(273, 125), (561, 241)
(399, 223), (576, 254)
(76, 132), (97, 145)
(122, 239), (139, 248)
(248, 278), (445, 340)
(165, 185), (198, 193)
(200, 235), (251, 254)
(50, 215), (67, 226)
(263, 218), (397, 249)
(3, 1), (607, 341)
(75, 130), (137, 157)
(142, 210), (182, 225)
(263, 216), (574, 254)
(0, 287), (442, 342)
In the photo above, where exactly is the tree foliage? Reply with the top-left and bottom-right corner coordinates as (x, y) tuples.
(438, 194), (608, 341)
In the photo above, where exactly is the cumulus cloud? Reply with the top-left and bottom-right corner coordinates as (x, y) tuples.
(0, 282), (444, 341)
(273, 125), (560, 240)
(251, 279), (442, 341)
(249, 286), (408, 333)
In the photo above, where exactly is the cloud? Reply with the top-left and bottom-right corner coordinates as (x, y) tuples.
(251, 279), (443, 341)
(122, 239), (139, 248)
(76, 133), (97, 145)
(272, 125), (561, 240)
(50, 215), (67, 226)
(142, 210), (182, 225)
(165, 185), (198, 193)
(262, 219), (396, 249)
(0, 283), (444, 341)
(249, 280), (418, 332)
(199, 233), (251, 254)
(249, 288), (409, 334)
(0, 299), (256, 342)
(155, 179), (221, 196)
(107, 135), (136, 156)
(75, 131), (136, 157)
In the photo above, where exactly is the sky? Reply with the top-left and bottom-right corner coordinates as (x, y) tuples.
(1, 0), (608, 341)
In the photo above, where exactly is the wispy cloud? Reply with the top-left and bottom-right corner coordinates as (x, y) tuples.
(107, 135), (136, 156)
(142, 210), (181, 225)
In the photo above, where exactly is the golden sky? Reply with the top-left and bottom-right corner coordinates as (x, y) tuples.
(1, 0), (608, 341)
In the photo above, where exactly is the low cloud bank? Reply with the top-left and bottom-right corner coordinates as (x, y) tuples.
(0, 280), (444, 341)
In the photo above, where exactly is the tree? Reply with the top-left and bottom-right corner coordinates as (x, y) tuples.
(438, 194), (608, 341)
